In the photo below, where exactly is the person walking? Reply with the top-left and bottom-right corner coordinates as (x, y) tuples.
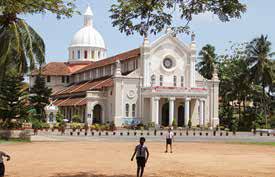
(131, 137), (150, 177)
(165, 128), (174, 153)
(0, 151), (10, 177)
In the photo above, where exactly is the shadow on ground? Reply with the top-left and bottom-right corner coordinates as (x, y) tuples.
(51, 172), (159, 177)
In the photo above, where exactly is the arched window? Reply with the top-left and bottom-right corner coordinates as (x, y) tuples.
(132, 104), (136, 117)
(84, 50), (88, 59)
(174, 76), (177, 87)
(125, 104), (129, 117)
(72, 51), (74, 59)
(160, 75), (163, 86)
(98, 51), (101, 58)
(181, 76), (184, 87)
(91, 51), (95, 59)
(77, 50), (81, 59)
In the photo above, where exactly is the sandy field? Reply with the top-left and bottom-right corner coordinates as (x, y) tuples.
(1, 141), (275, 177)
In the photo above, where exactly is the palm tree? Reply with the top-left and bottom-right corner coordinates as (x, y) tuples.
(0, 14), (45, 80)
(197, 44), (217, 80)
(246, 35), (274, 128)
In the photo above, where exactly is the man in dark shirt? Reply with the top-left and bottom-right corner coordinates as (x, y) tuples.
(0, 151), (10, 177)
(131, 137), (150, 177)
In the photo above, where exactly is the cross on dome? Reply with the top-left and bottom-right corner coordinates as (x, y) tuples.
(84, 5), (94, 27)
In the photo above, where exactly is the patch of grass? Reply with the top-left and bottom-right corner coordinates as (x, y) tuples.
(0, 138), (30, 144)
(228, 142), (275, 146)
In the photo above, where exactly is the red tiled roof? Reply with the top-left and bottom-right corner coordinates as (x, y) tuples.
(74, 48), (140, 74)
(53, 97), (87, 107)
(31, 62), (90, 76)
(53, 77), (113, 96)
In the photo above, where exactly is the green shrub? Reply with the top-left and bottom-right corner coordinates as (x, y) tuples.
(188, 119), (192, 129)
(53, 123), (60, 129)
(56, 111), (64, 123)
(41, 123), (50, 129)
(72, 115), (81, 123)
(70, 123), (82, 130)
(31, 119), (43, 129)
(0, 120), (22, 129)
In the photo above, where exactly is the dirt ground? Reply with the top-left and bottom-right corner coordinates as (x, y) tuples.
(1, 141), (275, 177)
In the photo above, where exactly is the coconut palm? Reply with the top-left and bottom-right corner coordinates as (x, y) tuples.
(0, 14), (45, 80)
(197, 44), (217, 80)
(246, 35), (275, 127)
(0, 0), (77, 81)
(246, 35), (274, 92)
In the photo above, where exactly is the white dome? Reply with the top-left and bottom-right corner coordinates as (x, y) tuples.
(70, 26), (106, 49)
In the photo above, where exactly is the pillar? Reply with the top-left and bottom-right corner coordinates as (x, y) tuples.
(199, 99), (205, 126)
(185, 98), (191, 126)
(169, 97), (175, 126)
(155, 97), (160, 125)
(151, 97), (155, 123)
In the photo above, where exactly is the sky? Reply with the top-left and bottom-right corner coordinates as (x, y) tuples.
(23, 0), (275, 63)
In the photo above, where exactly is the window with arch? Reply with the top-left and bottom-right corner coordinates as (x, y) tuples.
(84, 50), (88, 59)
(72, 51), (74, 59)
(125, 104), (129, 117)
(77, 50), (81, 59)
(174, 76), (177, 87)
(181, 76), (184, 87)
(132, 104), (136, 117)
(91, 51), (95, 59)
(98, 51), (101, 58)
(160, 75), (163, 86)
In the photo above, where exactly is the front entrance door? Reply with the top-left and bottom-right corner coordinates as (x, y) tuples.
(178, 105), (185, 127)
(93, 104), (102, 124)
(162, 103), (169, 126)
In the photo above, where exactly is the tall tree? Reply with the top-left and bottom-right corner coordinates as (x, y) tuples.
(0, 0), (77, 80)
(0, 71), (28, 122)
(110, 0), (246, 37)
(246, 35), (274, 127)
(29, 74), (52, 120)
(197, 44), (217, 80)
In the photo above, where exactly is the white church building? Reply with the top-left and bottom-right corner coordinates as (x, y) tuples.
(30, 6), (220, 128)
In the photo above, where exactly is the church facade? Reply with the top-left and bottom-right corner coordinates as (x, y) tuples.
(30, 6), (220, 128)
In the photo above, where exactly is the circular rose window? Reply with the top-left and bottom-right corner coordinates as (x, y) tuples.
(163, 58), (173, 69)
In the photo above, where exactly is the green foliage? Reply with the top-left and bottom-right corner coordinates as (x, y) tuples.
(188, 119), (192, 128)
(147, 122), (155, 128)
(56, 110), (64, 123)
(110, 0), (246, 36)
(218, 36), (275, 130)
(197, 44), (217, 80)
(31, 118), (43, 129)
(172, 119), (177, 128)
(29, 74), (52, 120)
(72, 114), (81, 123)
(70, 123), (82, 130)
(0, 72), (28, 122)
(0, 120), (22, 129)
(0, 0), (78, 80)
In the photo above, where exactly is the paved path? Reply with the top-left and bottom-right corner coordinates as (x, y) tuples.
(31, 134), (275, 143)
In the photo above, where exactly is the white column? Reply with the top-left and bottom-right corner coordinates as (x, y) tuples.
(199, 99), (204, 127)
(155, 97), (160, 125)
(151, 97), (155, 123)
(169, 97), (175, 126)
(87, 108), (94, 125)
(185, 98), (191, 126)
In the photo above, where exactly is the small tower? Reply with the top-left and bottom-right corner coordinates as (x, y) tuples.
(189, 32), (196, 88)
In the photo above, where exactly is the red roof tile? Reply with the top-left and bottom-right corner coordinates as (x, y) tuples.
(74, 48), (140, 74)
(54, 97), (87, 107)
(31, 62), (90, 76)
(53, 77), (113, 96)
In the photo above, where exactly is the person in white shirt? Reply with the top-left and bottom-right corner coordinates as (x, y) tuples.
(131, 137), (150, 177)
(165, 128), (174, 153)
(0, 151), (10, 177)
